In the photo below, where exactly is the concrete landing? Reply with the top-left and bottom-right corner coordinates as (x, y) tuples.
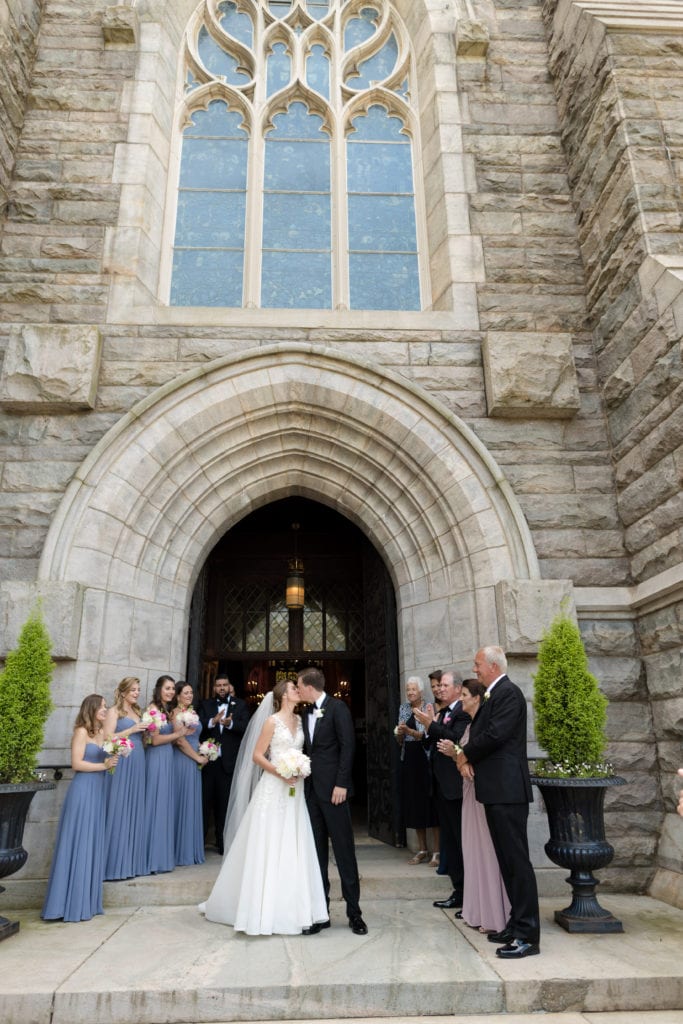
(1, 845), (682, 1024)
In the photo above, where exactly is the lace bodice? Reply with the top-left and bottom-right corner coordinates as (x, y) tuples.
(268, 715), (304, 763)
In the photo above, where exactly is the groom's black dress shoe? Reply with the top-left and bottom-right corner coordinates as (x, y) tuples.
(433, 892), (462, 909)
(495, 939), (540, 959)
(487, 927), (513, 944)
(349, 915), (368, 935)
(302, 920), (330, 935)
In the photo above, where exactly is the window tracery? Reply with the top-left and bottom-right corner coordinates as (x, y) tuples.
(170, 0), (424, 310)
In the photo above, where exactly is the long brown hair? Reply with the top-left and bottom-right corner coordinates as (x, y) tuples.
(151, 675), (176, 717)
(75, 693), (105, 737)
(113, 676), (142, 718)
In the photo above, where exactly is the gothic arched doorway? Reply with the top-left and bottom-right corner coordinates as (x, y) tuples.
(188, 496), (403, 846)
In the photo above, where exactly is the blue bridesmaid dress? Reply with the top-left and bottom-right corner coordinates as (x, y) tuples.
(173, 725), (205, 866)
(103, 716), (147, 879)
(144, 719), (175, 874)
(42, 742), (107, 921)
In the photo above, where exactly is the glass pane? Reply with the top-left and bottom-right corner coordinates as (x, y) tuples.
(245, 610), (267, 650)
(345, 34), (398, 89)
(198, 26), (250, 85)
(307, 1), (329, 21)
(263, 193), (330, 250)
(269, 1), (292, 17)
(349, 103), (407, 141)
(344, 7), (379, 50)
(267, 42), (291, 96)
(175, 190), (246, 247)
(269, 606), (289, 652)
(217, 0), (253, 48)
(347, 140), (413, 193)
(347, 611), (364, 652)
(265, 140), (330, 189)
(171, 249), (243, 307)
(348, 194), (416, 251)
(306, 44), (329, 99)
(179, 138), (247, 189)
(267, 101), (326, 140)
(349, 252), (420, 310)
(262, 251), (331, 308)
(184, 102), (247, 139)
(326, 612), (346, 651)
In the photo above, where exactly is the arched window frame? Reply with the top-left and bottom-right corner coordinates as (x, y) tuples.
(160, 0), (432, 311)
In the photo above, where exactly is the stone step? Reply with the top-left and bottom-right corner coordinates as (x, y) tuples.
(6, 839), (569, 909)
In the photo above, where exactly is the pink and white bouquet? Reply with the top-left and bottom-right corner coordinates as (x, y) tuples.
(176, 708), (200, 729)
(198, 739), (219, 768)
(102, 735), (135, 773)
(141, 707), (167, 733)
(275, 748), (311, 796)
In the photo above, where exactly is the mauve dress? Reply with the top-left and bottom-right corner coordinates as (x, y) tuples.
(144, 719), (176, 874)
(42, 742), (107, 921)
(104, 716), (147, 879)
(460, 723), (511, 932)
(173, 725), (205, 865)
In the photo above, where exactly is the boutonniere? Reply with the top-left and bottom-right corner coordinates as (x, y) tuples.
(313, 707), (325, 719)
(484, 692), (491, 701)
(443, 712), (452, 724)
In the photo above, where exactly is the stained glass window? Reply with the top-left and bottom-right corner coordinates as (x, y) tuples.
(171, 0), (423, 310)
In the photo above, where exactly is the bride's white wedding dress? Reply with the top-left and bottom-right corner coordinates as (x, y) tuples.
(199, 715), (328, 935)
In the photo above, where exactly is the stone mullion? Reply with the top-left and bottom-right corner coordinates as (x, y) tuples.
(243, 6), (268, 308)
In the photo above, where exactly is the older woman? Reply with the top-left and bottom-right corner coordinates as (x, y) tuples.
(437, 678), (510, 932)
(395, 675), (439, 864)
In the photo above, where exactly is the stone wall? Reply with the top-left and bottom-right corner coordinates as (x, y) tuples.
(0, 0), (44, 217)
(542, 0), (683, 900)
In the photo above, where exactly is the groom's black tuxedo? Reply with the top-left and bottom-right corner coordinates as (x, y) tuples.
(424, 700), (470, 898)
(462, 674), (539, 943)
(198, 695), (249, 853)
(303, 694), (361, 919)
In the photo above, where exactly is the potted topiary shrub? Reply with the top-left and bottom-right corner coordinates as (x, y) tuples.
(0, 603), (56, 940)
(530, 605), (625, 933)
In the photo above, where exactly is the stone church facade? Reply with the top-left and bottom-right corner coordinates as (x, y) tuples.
(0, 0), (681, 903)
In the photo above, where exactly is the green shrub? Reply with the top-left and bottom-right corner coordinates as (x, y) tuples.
(0, 604), (54, 783)
(532, 609), (611, 778)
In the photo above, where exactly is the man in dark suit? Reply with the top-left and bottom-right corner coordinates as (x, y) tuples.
(414, 670), (470, 910)
(297, 666), (367, 936)
(198, 674), (249, 855)
(456, 645), (540, 959)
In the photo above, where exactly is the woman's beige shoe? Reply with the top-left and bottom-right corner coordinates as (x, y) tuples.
(429, 852), (440, 867)
(408, 850), (429, 865)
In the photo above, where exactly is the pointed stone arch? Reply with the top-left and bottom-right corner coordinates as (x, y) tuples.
(39, 345), (538, 680)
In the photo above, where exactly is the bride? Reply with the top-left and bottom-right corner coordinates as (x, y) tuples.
(199, 678), (328, 935)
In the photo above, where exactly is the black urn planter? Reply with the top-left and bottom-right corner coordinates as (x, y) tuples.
(530, 774), (625, 934)
(0, 780), (56, 941)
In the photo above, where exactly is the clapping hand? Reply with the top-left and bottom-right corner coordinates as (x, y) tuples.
(413, 703), (435, 728)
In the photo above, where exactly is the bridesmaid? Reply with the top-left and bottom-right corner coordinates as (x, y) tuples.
(173, 680), (208, 865)
(42, 694), (119, 921)
(103, 677), (147, 880)
(144, 675), (185, 874)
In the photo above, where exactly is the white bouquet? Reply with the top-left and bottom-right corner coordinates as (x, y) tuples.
(176, 708), (200, 729)
(198, 739), (219, 764)
(275, 748), (311, 796)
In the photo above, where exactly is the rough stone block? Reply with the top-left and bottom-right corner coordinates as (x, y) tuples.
(0, 323), (102, 411)
(0, 581), (84, 660)
(495, 579), (575, 655)
(482, 332), (581, 418)
(102, 6), (139, 46)
(455, 19), (490, 58)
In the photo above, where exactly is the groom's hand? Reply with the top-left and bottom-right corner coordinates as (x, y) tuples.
(331, 786), (347, 805)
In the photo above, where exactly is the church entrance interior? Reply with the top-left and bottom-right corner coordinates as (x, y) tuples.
(187, 497), (404, 846)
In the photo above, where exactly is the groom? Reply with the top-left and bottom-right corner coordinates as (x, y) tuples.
(297, 666), (367, 935)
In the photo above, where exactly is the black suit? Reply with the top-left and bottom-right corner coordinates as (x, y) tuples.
(463, 675), (539, 944)
(425, 701), (470, 898)
(303, 694), (361, 919)
(198, 695), (249, 853)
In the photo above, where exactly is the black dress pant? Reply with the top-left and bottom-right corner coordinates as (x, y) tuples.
(485, 801), (540, 943)
(435, 786), (464, 899)
(202, 762), (233, 854)
(306, 792), (361, 919)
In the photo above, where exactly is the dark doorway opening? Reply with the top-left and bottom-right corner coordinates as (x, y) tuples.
(187, 497), (403, 846)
